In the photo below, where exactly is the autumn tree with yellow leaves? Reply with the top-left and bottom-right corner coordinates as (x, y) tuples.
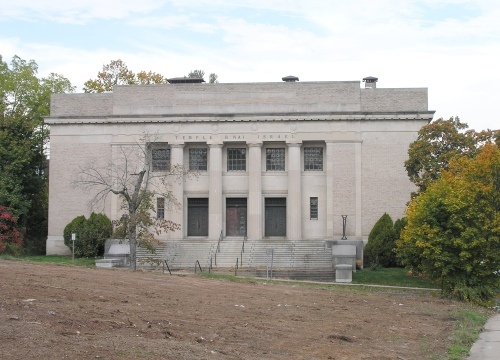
(396, 143), (500, 304)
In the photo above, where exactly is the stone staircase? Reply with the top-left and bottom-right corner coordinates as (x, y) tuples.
(136, 238), (335, 281)
(136, 239), (217, 269)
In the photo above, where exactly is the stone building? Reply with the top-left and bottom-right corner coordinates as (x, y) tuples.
(45, 76), (434, 260)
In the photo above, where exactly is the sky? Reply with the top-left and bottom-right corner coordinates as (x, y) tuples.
(1, 0), (498, 131)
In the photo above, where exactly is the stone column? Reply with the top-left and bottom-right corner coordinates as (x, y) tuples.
(287, 142), (302, 240)
(326, 141), (335, 239)
(209, 143), (223, 240)
(247, 143), (263, 240)
(170, 144), (184, 240)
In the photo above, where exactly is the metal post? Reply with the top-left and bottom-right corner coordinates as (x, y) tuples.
(71, 233), (76, 261)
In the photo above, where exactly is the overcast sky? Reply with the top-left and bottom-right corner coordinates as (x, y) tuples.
(1, 0), (498, 130)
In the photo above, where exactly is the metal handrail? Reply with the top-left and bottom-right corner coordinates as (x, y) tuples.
(240, 236), (247, 267)
(163, 260), (172, 275)
(195, 260), (203, 274)
(216, 230), (223, 253)
(209, 256), (212, 273)
(235, 258), (238, 276)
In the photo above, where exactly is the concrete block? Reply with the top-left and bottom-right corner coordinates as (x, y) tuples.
(332, 244), (356, 256)
(335, 264), (353, 283)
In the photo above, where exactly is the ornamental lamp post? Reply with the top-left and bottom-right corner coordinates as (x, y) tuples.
(341, 215), (347, 240)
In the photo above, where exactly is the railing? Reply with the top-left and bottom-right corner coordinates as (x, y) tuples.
(214, 230), (223, 266)
(194, 260), (203, 274)
(162, 260), (172, 275)
(216, 230), (223, 253)
(235, 258), (239, 276)
(240, 236), (247, 267)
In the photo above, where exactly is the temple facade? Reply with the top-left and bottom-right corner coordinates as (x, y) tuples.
(45, 77), (434, 255)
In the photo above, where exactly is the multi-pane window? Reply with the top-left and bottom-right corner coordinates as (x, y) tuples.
(310, 197), (318, 220)
(157, 197), (165, 219)
(266, 148), (285, 171)
(189, 148), (208, 170)
(304, 147), (323, 171)
(152, 148), (170, 171)
(227, 148), (246, 171)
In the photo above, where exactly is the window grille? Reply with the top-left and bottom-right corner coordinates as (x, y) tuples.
(152, 148), (170, 171)
(304, 147), (323, 171)
(189, 148), (207, 170)
(227, 148), (246, 171)
(157, 197), (165, 219)
(310, 197), (318, 220)
(266, 148), (285, 171)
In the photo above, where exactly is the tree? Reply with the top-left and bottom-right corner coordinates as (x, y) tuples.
(396, 143), (500, 304)
(364, 213), (399, 268)
(405, 117), (498, 193)
(187, 69), (205, 79)
(83, 59), (168, 93)
(0, 206), (23, 256)
(209, 73), (219, 84)
(0, 55), (74, 253)
(73, 134), (184, 270)
(187, 69), (219, 83)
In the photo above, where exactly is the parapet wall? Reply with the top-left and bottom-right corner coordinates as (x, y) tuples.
(50, 81), (430, 118)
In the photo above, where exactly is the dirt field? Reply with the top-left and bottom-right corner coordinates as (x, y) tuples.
(0, 261), (483, 359)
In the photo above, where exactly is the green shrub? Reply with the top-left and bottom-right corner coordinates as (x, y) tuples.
(364, 213), (399, 268)
(63, 213), (111, 257)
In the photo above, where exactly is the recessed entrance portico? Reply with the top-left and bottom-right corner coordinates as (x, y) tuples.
(226, 198), (247, 236)
(265, 198), (286, 237)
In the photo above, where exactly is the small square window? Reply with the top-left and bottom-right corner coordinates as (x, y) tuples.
(227, 148), (246, 171)
(152, 148), (170, 171)
(304, 147), (323, 171)
(310, 197), (318, 220)
(157, 197), (165, 219)
(266, 148), (285, 171)
(189, 148), (207, 171)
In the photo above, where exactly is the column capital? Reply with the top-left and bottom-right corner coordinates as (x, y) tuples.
(170, 143), (185, 149)
(209, 143), (223, 148)
(247, 142), (263, 148)
(286, 142), (302, 148)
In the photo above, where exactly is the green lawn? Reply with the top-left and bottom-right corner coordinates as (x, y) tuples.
(0, 254), (98, 267)
(352, 267), (439, 288)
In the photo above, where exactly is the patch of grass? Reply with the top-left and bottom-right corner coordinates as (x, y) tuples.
(352, 267), (439, 288)
(445, 309), (490, 360)
(0, 254), (98, 267)
(198, 272), (257, 283)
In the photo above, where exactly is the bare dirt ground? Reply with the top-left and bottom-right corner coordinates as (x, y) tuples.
(0, 261), (483, 359)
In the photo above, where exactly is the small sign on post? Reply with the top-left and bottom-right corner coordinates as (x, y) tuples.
(266, 248), (274, 280)
(71, 233), (76, 261)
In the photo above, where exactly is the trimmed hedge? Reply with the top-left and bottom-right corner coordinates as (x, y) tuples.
(63, 213), (111, 257)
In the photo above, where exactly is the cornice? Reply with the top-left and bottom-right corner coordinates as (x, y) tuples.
(45, 111), (435, 125)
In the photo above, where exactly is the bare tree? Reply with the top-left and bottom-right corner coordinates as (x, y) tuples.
(73, 133), (186, 271)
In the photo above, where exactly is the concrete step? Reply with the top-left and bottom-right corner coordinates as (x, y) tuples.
(95, 258), (124, 268)
(136, 240), (216, 269)
(209, 267), (336, 282)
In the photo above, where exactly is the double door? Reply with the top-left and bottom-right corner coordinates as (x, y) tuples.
(265, 198), (286, 237)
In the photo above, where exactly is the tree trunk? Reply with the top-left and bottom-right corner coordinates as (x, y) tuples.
(129, 210), (137, 271)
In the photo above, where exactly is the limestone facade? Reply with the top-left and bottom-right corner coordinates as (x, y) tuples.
(45, 79), (434, 255)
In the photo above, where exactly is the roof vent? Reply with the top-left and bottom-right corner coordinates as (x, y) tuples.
(282, 75), (299, 82)
(362, 76), (378, 88)
(167, 77), (205, 84)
